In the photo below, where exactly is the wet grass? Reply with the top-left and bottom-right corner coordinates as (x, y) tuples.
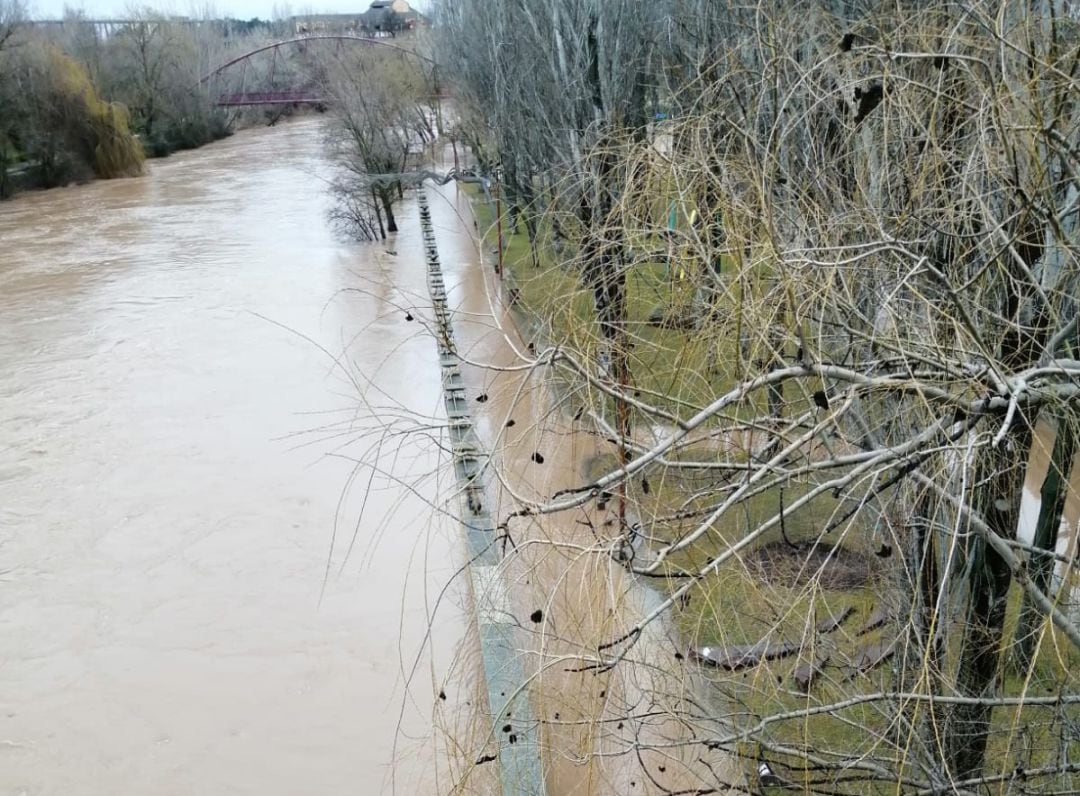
(467, 189), (766, 419)
(465, 187), (1080, 792)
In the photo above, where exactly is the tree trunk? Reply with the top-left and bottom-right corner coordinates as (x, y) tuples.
(1014, 417), (1076, 671)
(909, 488), (946, 671)
(380, 190), (397, 233)
(946, 426), (1031, 779)
(586, 237), (630, 525)
(371, 188), (386, 240)
(524, 212), (539, 268)
(899, 486), (948, 784)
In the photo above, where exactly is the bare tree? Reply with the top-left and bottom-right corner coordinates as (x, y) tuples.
(0, 0), (22, 51)
(99, 8), (230, 155)
(323, 43), (434, 237)
(432, 0), (1080, 791)
(0, 0), (26, 196)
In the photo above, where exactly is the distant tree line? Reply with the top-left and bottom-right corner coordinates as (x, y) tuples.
(220, 17), (273, 38)
(0, 3), (288, 196)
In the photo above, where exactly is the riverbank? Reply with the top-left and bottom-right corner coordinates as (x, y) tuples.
(416, 165), (746, 793)
(459, 175), (1080, 794)
(1, 108), (329, 200)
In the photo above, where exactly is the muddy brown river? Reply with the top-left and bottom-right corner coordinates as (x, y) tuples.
(0, 119), (465, 795)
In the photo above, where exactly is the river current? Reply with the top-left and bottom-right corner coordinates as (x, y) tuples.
(0, 119), (461, 795)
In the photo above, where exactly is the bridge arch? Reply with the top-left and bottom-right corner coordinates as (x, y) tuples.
(200, 34), (438, 108)
(199, 34), (436, 85)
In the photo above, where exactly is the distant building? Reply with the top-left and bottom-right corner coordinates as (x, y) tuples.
(360, 0), (426, 34)
(292, 1), (425, 37)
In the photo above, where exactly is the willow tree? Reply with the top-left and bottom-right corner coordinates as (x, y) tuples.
(600, 1), (1078, 789)
(6, 44), (143, 186)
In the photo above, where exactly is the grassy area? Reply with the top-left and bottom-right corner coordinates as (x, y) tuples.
(468, 187), (764, 418)
(465, 186), (1080, 792)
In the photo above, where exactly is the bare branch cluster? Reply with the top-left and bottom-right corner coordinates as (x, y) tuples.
(432, 0), (1080, 792)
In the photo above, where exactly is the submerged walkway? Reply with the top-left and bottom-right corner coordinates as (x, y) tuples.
(417, 190), (546, 795)
(420, 169), (746, 794)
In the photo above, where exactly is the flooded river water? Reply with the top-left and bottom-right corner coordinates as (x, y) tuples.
(0, 119), (464, 795)
(0, 114), (750, 796)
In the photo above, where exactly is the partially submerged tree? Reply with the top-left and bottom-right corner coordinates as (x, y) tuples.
(323, 43), (435, 239)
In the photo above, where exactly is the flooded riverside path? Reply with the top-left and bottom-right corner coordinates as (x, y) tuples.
(422, 174), (743, 794)
(0, 119), (466, 795)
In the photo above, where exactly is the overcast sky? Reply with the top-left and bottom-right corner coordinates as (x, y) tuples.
(31, 0), (430, 21)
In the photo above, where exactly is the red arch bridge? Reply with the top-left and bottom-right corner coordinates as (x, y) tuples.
(200, 34), (436, 108)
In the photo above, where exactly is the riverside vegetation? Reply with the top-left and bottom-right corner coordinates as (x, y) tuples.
(428, 0), (1080, 792)
(0, 3), (309, 197)
(8, 0), (1080, 790)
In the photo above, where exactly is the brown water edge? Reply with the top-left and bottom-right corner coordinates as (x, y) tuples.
(0, 119), (475, 794)
(422, 173), (743, 794)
